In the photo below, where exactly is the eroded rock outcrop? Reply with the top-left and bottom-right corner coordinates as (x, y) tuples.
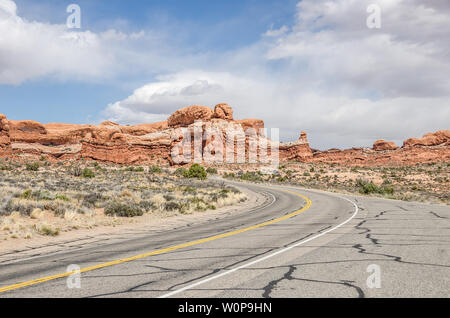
(373, 139), (399, 151)
(168, 105), (213, 128)
(213, 103), (233, 120)
(279, 131), (313, 160)
(0, 114), (11, 155)
(403, 130), (450, 147)
(0, 105), (448, 167)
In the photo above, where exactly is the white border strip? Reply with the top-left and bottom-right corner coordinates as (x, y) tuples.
(159, 195), (358, 298)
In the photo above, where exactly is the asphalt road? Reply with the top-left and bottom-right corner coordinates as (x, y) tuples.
(0, 180), (449, 298)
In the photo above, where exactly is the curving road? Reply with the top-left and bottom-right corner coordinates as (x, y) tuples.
(0, 180), (449, 298)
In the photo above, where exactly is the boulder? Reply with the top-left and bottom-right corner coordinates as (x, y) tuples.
(213, 103), (233, 120)
(168, 105), (214, 127)
(373, 139), (399, 151)
(403, 130), (450, 147)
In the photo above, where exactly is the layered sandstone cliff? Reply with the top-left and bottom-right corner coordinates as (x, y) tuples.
(0, 104), (448, 166)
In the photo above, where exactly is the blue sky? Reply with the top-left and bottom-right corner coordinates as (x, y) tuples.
(1, 0), (449, 148)
(1, 0), (297, 123)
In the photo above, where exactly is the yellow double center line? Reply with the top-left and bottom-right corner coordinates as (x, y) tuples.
(0, 188), (311, 294)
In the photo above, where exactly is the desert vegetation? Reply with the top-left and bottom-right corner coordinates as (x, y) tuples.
(222, 162), (449, 205)
(0, 159), (246, 241)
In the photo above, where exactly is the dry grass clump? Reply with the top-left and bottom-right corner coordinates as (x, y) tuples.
(0, 160), (247, 240)
(223, 162), (449, 205)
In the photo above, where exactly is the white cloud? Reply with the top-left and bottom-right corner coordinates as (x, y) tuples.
(0, 0), (179, 84)
(267, 0), (450, 98)
(264, 25), (289, 37)
(104, 0), (450, 149)
(104, 70), (450, 148)
(0, 0), (115, 84)
(2, 0), (449, 149)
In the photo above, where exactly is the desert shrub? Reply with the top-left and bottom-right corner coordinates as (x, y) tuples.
(124, 166), (144, 172)
(55, 194), (70, 202)
(383, 186), (395, 195)
(20, 189), (33, 199)
(174, 167), (187, 176)
(104, 202), (143, 217)
(26, 162), (40, 171)
(35, 224), (59, 236)
(206, 167), (218, 175)
(357, 179), (381, 194)
(164, 201), (181, 211)
(138, 200), (155, 211)
(149, 165), (162, 174)
(356, 179), (394, 195)
(71, 165), (82, 177)
(82, 193), (104, 207)
(240, 171), (263, 182)
(219, 189), (229, 198)
(183, 186), (196, 193)
(163, 194), (175, 201)
(184, 164), (207, 180)
(82, 168), (95, 178)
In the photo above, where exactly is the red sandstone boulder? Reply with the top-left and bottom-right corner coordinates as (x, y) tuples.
(373, 139), (399, 151)
(168, 105), (214, 127)
(213, 103), (233, 120)
(9, 120), (47, 135)
(403, 130), (450, 147)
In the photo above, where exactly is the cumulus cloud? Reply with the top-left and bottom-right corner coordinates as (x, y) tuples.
(0, 0), (113, 84)
(2, 0), (449, 149)
(104, 0), (450, 149)
(266, 0), (450, 98)
(0, 0), (181, 84)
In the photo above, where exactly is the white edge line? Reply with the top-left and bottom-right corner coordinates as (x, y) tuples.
(158, 195), (359, 298)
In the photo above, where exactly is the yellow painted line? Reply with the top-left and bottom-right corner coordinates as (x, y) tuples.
(0, 187), (311, 294)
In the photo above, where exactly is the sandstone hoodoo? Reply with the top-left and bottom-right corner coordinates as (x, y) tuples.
(373, 140), (399, 151)
(279, 131), (313, 161)
(0, 106), (448, 166)
(0, 114), (11, 155)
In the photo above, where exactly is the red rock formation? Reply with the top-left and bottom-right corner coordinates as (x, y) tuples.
(235, 119), (265, 132)
(279, 131), (313, 161)
(373, 140), (399, 151)
(213, 103), (233, 120)
(0, 106), (448, 167)
(168, 105), (213, 128)
(403, 130), (450, 147)
(0, 114), (11, 155)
